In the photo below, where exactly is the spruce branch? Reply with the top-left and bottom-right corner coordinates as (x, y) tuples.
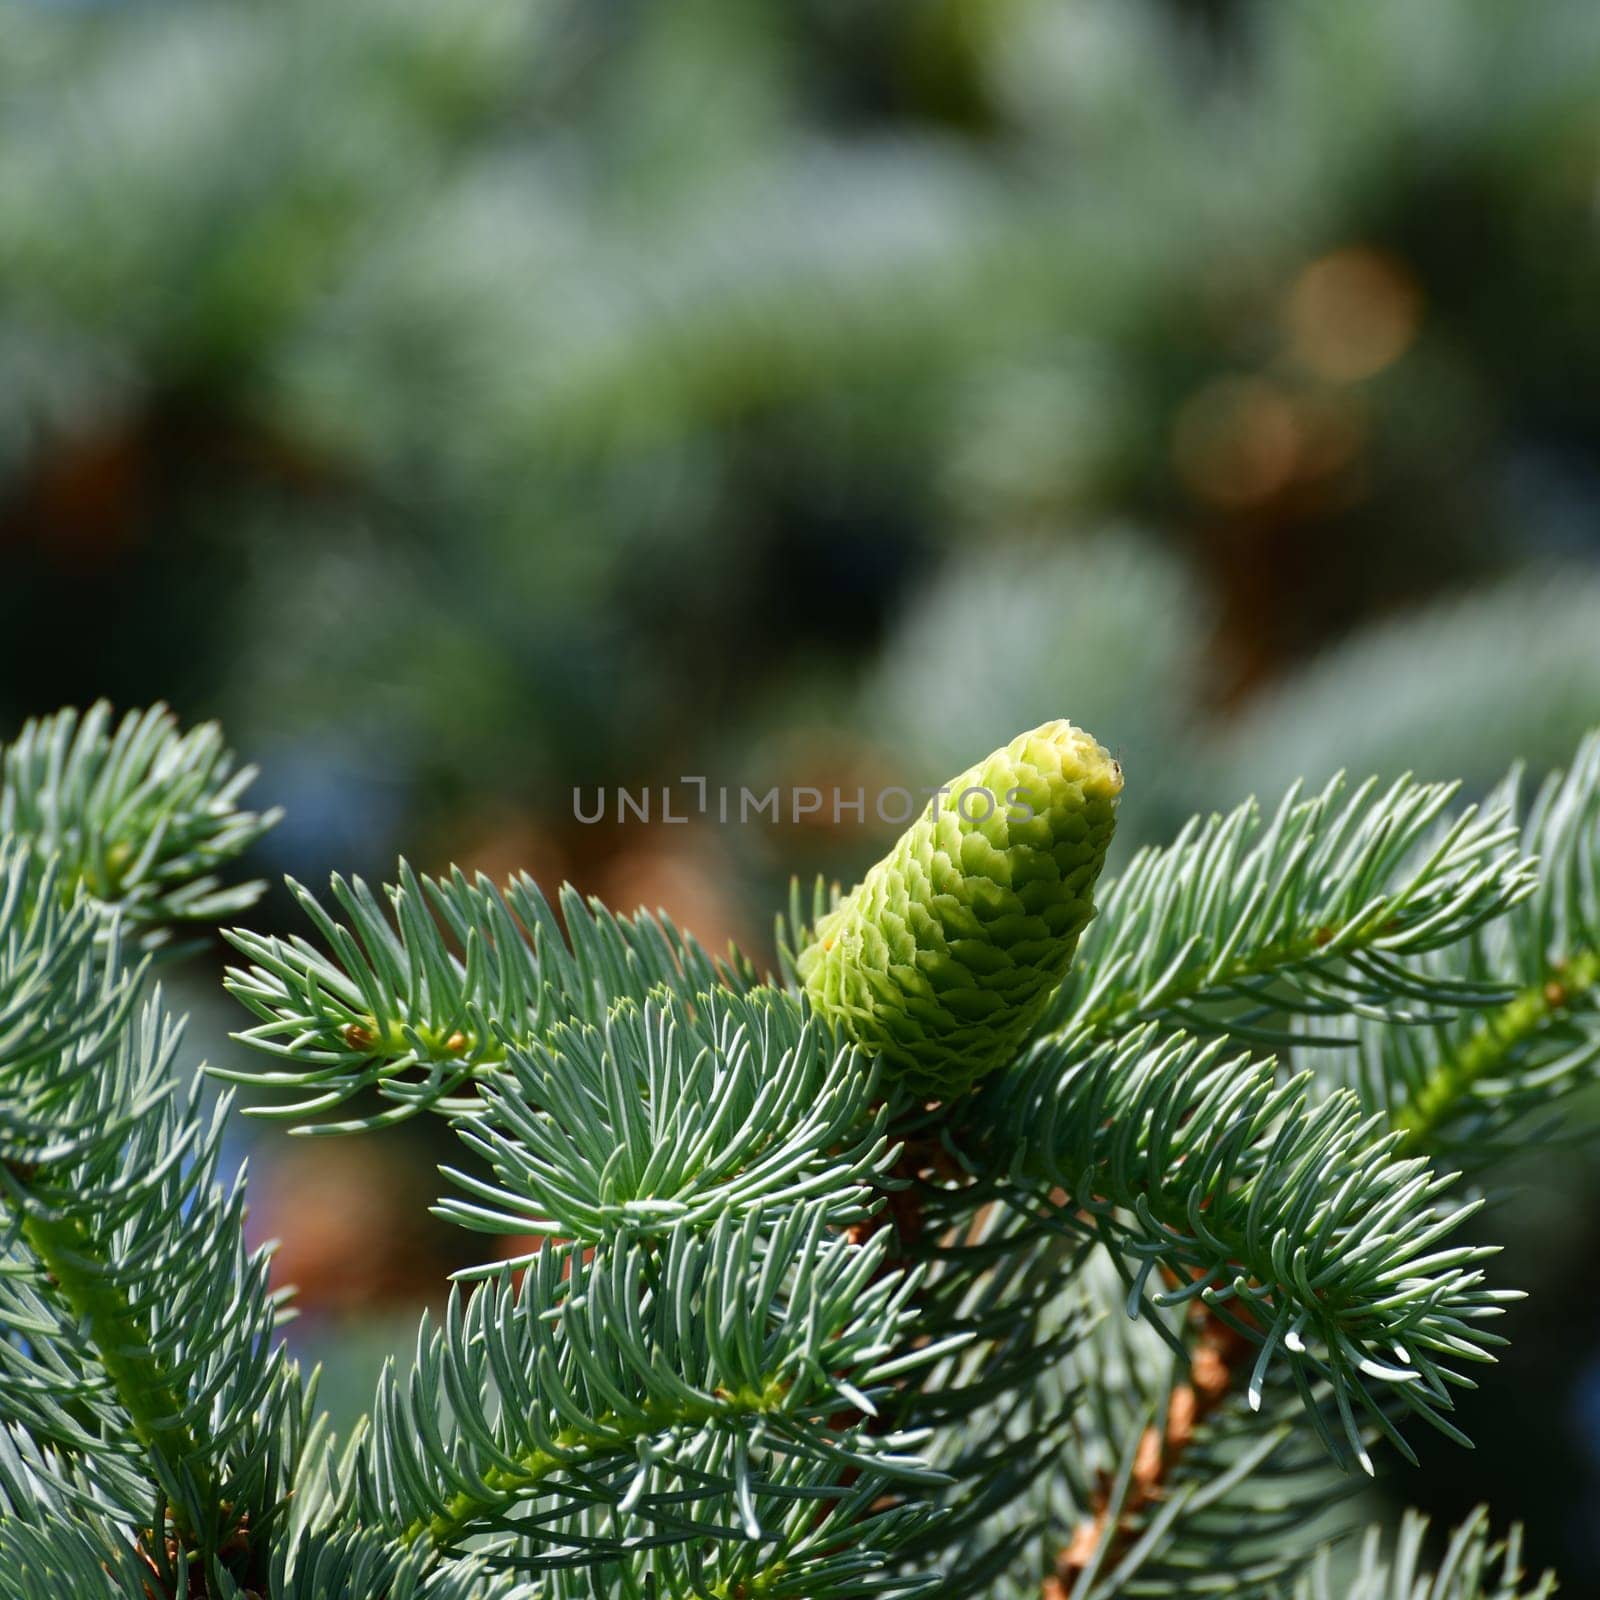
(0, 843), (303, 1587)
(263, 1527), (540, 1600)
(772, 735), (1568, 1591)
(0, 998), (294, 1557)
(886, 1236), (1342, 1600)
(221, 864), (756, 1132)
(1292, 1506), (1554, 1600)
(1392, 949), (1600, 1153)
(0, 841), (138, 1125)
(495, 1480), (940, 1600)
(438, 985), (892, 1255)
(860, 1139), (1348, 1596)
(878, 1199), (1102, 1592)
(1310, 732), (1600, 1161)
(1039, 1323), (1354, 1599)
(0, 1513), (157, 1600)
(1042, 1302), (1274, 1598)
(971, 1026), (1515, 1472)
(1022, 725), (1600, 1593)
(1042, 774), (1536, 1050)
(1026, 733), (1600, 1599)
(360, 1205), (954, 1566)
(3, 705), (1584, 1595)
(0, 702), (279, 949)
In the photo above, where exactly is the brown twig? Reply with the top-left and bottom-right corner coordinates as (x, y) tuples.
(1043, 1303), (1255, 1597)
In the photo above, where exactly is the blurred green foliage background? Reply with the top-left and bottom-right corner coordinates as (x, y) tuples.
(4, 0), (1600, 1583)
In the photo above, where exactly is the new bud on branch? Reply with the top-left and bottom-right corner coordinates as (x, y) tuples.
(798, 720), (1122, 1099)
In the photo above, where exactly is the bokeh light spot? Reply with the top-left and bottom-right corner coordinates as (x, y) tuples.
(1173, 376), (1301, 508)
(1285, 247), (1423, 382)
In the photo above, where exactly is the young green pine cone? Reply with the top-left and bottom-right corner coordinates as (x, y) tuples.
(798, 720), (1121, 1099)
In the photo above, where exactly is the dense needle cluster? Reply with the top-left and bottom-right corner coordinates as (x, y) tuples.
(1, 702), (1595, 1598)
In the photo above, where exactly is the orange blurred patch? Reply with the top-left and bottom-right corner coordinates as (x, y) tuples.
(256, 1139), (440, 1312)
(595, 833), (751, 958)
(1285, 246), (1423, 382)
(1173, 375), (1369, 512)
(1173, 376), (1301, 508)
